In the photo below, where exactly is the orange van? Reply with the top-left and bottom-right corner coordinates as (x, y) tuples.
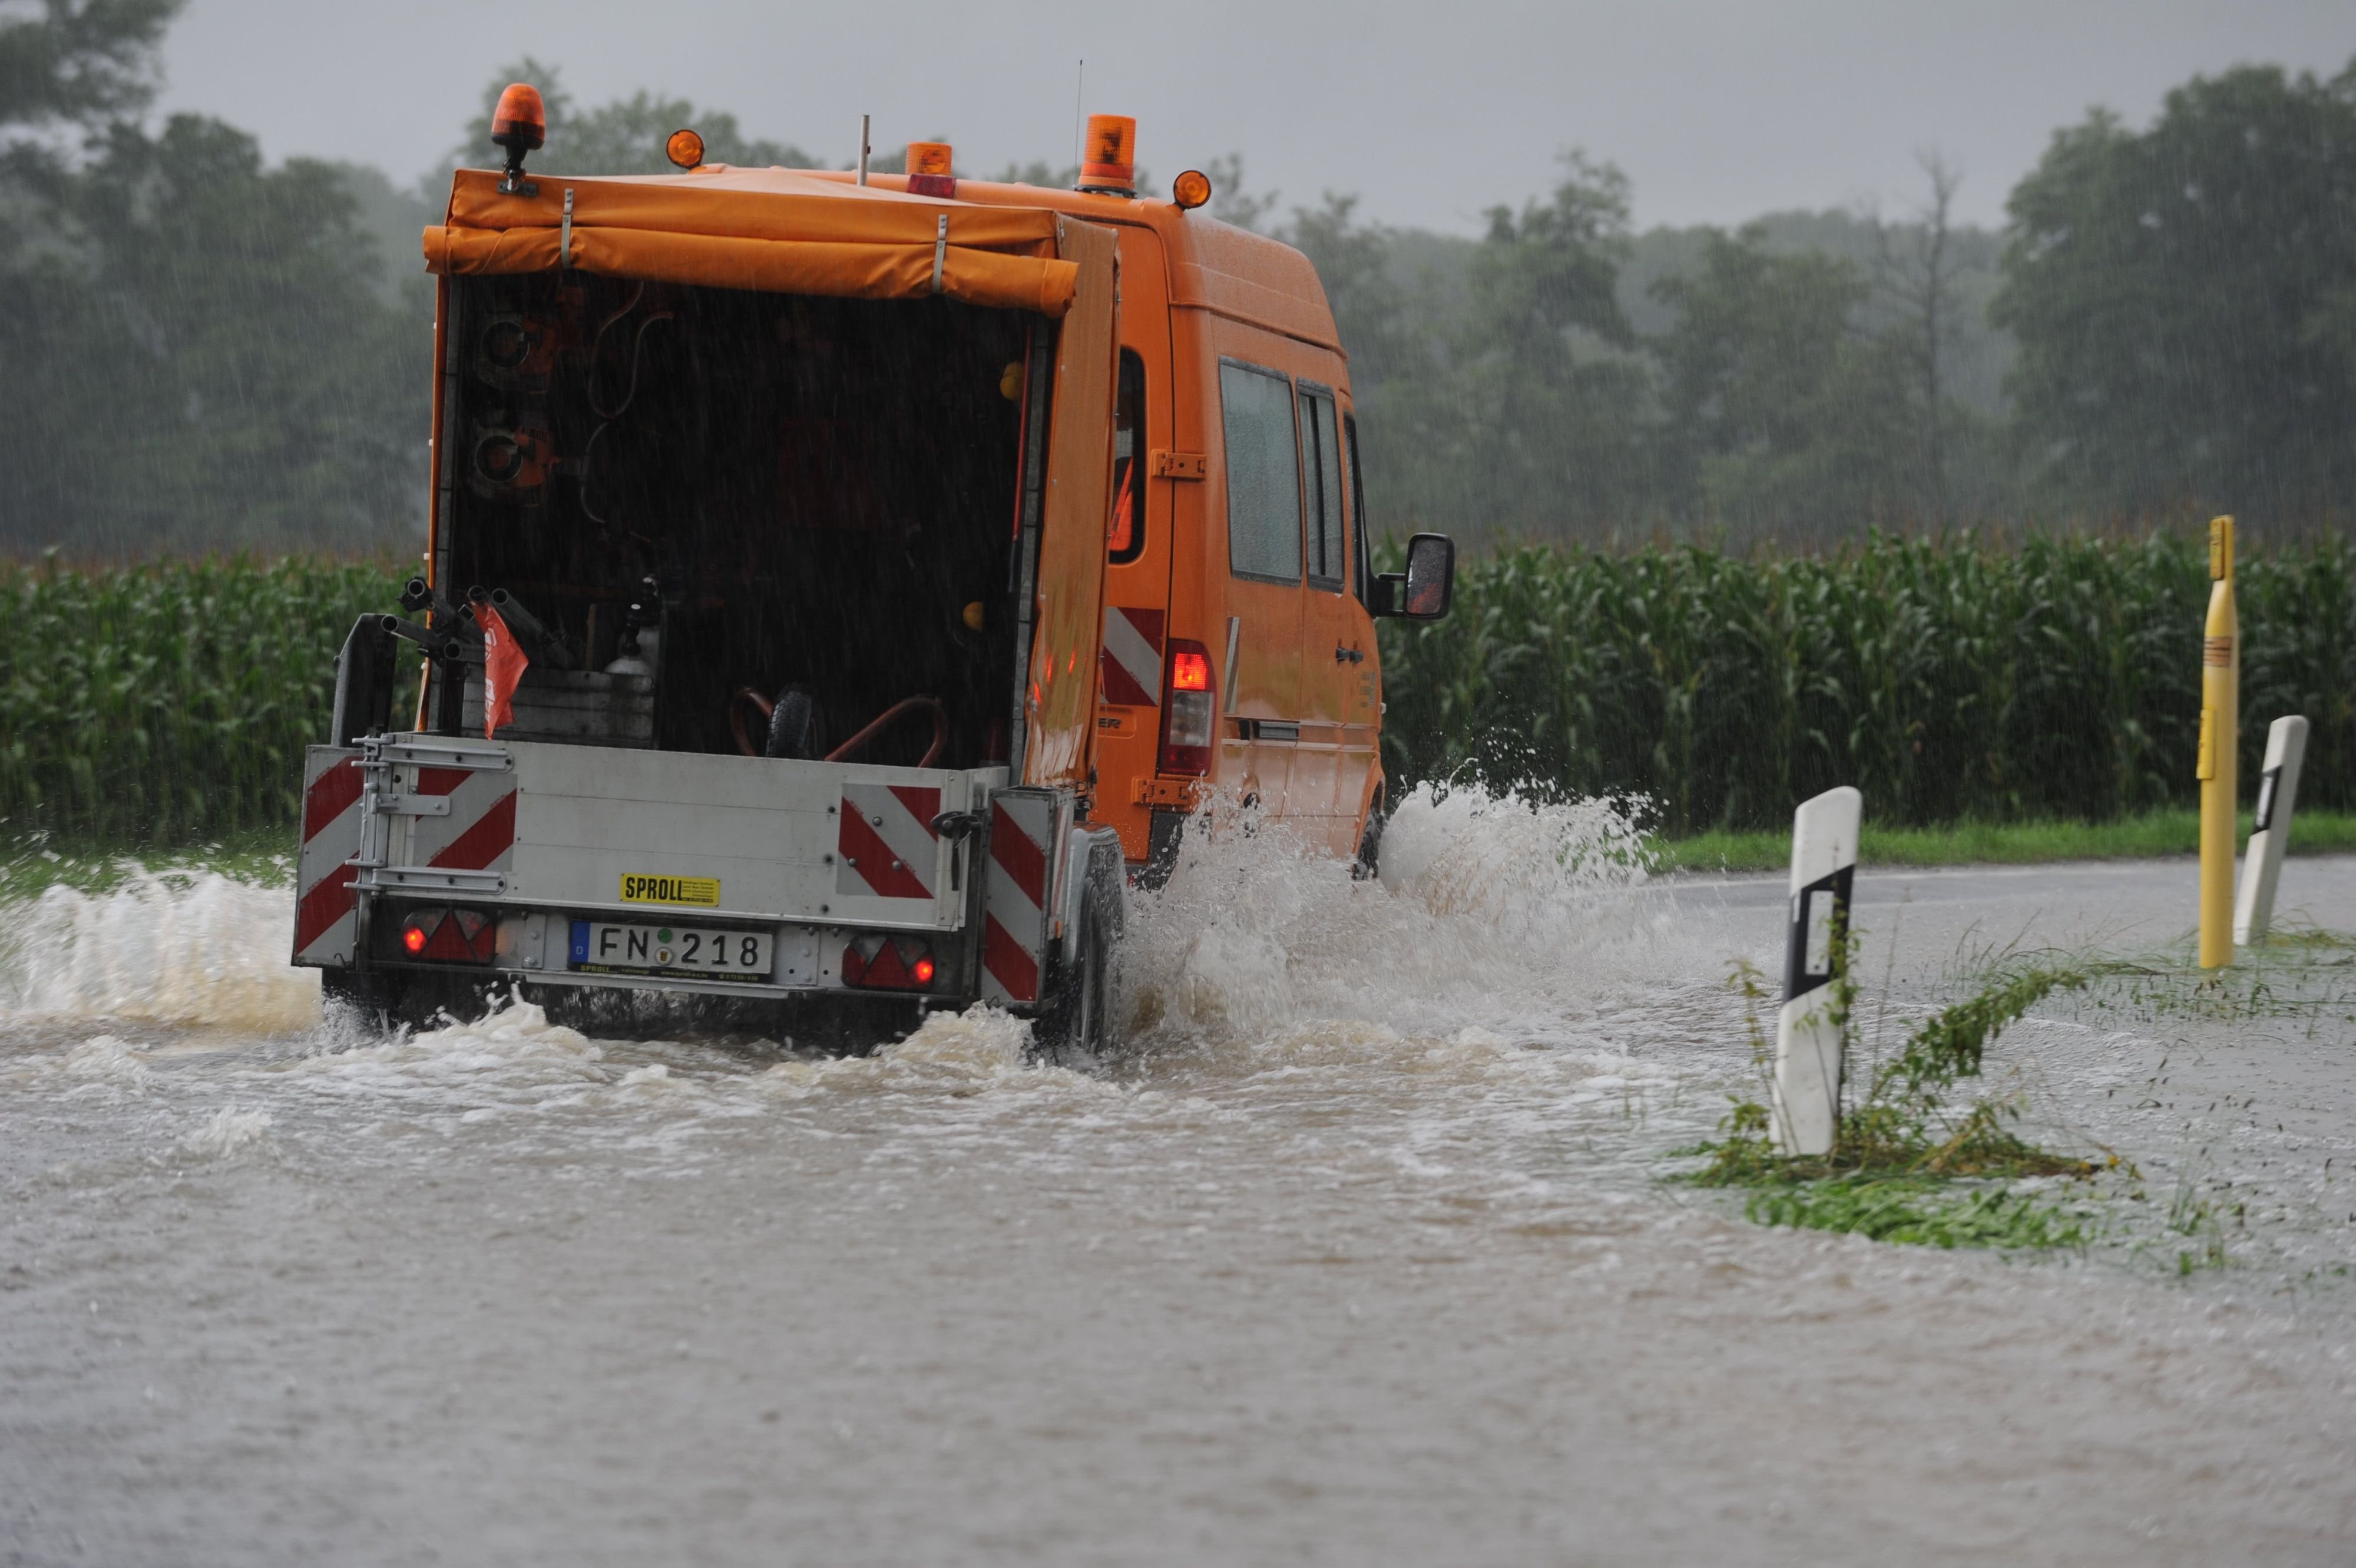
(293, 95), (1455, 1048)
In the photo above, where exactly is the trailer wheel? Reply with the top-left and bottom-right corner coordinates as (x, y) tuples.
(322, 967), (408, 1027)
(323, 968), (499, 1031)
(1037, 881), (1114, 1061)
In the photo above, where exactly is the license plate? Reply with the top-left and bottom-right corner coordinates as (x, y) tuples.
(570, 921), (773, 980)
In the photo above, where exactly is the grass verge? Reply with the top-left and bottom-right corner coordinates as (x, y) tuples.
(1659, 808), (2356, 874)
(1681, 948), (2107, 1252)
(1745, 1175), (2090, 1249)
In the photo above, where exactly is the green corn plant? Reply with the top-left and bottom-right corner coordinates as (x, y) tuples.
(1, 553), (410, 846)
(1378, 529), (2356, 832)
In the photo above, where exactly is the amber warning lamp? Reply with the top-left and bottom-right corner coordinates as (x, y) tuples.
(491, 82), (545, 196)
(1172, 168), (1211, 211)
(1077, 114), (1136, 196)
(666, 128), (705, 170)
(906, 140), (955, 199)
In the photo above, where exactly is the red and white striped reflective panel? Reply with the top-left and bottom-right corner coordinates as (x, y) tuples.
(836, 783), (942, 901)
(406, 764), (520, 882)
(1098, 605), (1164, 708)
(980, 792), (1053, 1005)
(292, 750), (520, 969)
(292, 747), (363, 966)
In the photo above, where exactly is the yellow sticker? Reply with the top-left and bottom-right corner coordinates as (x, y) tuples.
(620, 874), (721, 908)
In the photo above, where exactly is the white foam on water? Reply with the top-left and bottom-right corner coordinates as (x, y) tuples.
(758, 1004), (1108, 1104)
(284, 995), (614, 1111)
(180, 1105), (273, 1157)
(62, 1032), (153, 1088)
(0, 872), (319, 1033)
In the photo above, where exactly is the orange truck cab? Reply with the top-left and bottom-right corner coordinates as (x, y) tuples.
(292, 95), (1454, 1048)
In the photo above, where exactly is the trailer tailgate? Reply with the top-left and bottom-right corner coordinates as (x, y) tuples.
(489, 742), (996, 931)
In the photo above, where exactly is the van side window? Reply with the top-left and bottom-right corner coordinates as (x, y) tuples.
(1345, 412), (1372, 610)
(1220, 360), (1302, 583)
(1299, 388), (1344, 590)
(1108, 349), (1146, 564)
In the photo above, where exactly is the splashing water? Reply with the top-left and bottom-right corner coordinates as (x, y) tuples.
(0, 871), (319, 1032)
(1379, 780), (1657, 921)
(1121, 782), (1677, 1051)
(0, 783), (1694, 1085)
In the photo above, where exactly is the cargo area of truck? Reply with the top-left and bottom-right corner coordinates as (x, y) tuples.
(435, 272), (1034, 768)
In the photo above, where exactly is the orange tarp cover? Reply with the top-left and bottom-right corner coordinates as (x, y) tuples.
(423, 167), (1078, 316)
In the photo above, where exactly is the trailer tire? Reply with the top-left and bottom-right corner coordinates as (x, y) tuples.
(1037, 881), (1114, 1062)
(322, 967), (409, 1028)
(323, 968), (502, 1031)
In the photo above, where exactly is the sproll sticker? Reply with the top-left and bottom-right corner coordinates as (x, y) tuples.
(620, 874), (721, 907)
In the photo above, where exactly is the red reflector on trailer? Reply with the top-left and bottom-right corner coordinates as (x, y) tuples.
(843, 934), (939, 991)
(399, 905), (495, 963)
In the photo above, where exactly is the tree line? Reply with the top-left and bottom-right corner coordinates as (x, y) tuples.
(4, 2), (2353, 558)
(1288, 59), (2356, 544)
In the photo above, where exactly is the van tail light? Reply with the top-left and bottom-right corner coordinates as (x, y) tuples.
(399, 907), (496, 962)
(843, 934), (939, 991)
(1159, 639), (1215, 776)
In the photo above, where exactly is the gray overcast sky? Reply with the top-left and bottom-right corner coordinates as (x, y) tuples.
(156, 1), (2356, 233)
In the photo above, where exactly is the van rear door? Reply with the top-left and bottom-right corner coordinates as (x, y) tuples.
(1020, 216), (1120, 788)
(1212, 353), (1305, 816)
(1291, 384), (1376, 855)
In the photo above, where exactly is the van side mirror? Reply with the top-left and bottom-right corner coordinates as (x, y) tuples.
(1371, 532), (1455, 621)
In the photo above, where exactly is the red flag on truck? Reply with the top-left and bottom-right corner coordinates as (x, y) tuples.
(475, 601), (530, 739)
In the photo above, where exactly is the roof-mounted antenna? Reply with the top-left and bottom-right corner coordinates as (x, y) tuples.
(857, 113), (871, 186)
(1071, 59), (1084, 181)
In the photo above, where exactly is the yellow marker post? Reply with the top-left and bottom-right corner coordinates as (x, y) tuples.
(2198, 515), (2238, 969)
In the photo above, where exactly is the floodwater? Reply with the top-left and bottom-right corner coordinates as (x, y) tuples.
(4, 789), (2352, 1565)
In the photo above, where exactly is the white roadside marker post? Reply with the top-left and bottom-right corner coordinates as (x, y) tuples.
(2233, 714), (2309, 947)
(1773, 786), (1862, 1157)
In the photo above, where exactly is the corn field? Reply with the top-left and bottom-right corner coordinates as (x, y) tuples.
(4, 538), (2352, 848)
(1, 555), (408, 845)
(1377, 532), (2356, 834)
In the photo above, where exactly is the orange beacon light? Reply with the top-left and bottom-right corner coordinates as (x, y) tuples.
(906, 141), (955, 198)
(491, 82), (545, 194)
(1078, 114), (1136, 196)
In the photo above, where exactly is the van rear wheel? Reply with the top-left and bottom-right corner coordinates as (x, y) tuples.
(1352, 805), (1384, 881)
(1037, 885), (1113, 1061)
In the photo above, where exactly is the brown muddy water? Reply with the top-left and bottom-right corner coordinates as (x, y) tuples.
(4, 789), (2353, 1565)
